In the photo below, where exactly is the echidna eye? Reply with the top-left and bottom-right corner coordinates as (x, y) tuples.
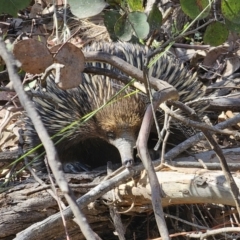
(107, 131), (115, 139)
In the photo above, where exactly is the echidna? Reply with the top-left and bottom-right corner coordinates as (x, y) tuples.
(22, 42), (205, 173)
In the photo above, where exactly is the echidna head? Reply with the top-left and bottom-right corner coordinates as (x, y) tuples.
(96, 96), (145, 167)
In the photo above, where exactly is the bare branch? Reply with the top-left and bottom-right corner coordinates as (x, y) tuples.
(0, 39), (98, 240)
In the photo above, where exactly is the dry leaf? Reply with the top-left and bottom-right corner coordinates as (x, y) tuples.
(13, 39), (53, 74)
(222, 53), (240, 77)
(50, 43), (85, 89)
(203, 46), (228, 67)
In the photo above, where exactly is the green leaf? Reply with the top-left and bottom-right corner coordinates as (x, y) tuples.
(104, 10), (121, 41)
(114, 14), (132, 41)
(128, 11), (149, 39)
(106, 0), (121, 5)
(0, 0), (31, 17)
(180, 0), (211, 20)
(225, 18), (240, 33)
(203, 22), (229, 46)
(114, 11), (149, 41)
(222, 0), (240, 24)
(147, 4), (162, 32)
(68, 0), (106, 19)
(127, 0), (144, 11)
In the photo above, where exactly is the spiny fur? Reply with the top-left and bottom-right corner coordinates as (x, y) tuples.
(85, 42), (205, 105)
(23, 42), (206, 172)
(24, 77), (144, 143)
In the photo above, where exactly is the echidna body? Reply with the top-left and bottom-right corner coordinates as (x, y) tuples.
(23, 42), (205, 172)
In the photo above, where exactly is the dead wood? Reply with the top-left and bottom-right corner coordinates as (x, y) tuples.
(1, 148), (240, 239)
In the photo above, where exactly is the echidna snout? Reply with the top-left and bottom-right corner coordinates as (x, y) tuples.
(96, 95), (145, 168)
(107, 131), (136, 167)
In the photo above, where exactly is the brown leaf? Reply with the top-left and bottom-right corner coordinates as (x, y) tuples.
(29, 2), (43, 18)
(13, 39), (53, 74)
(202, 46), (228, 67)
(0, 91), (14, 101)
(50, 43), (85, 89)
(222, 53), (240, 77)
